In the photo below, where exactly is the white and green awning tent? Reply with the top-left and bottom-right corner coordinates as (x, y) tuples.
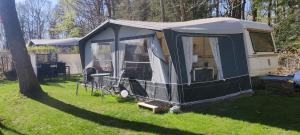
(79, 17), (276, 105)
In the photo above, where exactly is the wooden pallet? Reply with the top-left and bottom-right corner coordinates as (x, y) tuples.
(137, 101), (170, 113)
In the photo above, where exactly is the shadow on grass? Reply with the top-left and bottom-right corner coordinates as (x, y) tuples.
(185, 90), (300, 132)
(39, 75), (81, 84)
(32, 94), (199, 135)
(0, 122), (25, 135)
(41, 82), (65, 88)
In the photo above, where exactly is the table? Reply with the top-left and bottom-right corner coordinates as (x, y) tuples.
(91, 73), (111, 77)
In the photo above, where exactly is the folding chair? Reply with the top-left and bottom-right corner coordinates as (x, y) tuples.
(76, 67), (96, 95)
(103, 70), (126, 94)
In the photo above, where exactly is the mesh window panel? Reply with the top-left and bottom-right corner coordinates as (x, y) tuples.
(121, 38), (152, 80)
(92, 42), (113, 74)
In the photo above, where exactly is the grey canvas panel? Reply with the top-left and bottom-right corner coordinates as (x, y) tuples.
(101, 75), (250, 104)
(91, 39), (114, 43)
(113, 26), (120, 77)
(231, 34), (249, 75)
(181, 75), (250, 103)
(102, 76), (178, 103)
(145, 81), (170, 101)
(218, 34), (249, 78)
(238, 76), (252, 91)
(218, 36), (240, 78)
(119, 34), (155, 41)
(162, 29), (187, 84)
(168, 61), (180, 103)
(170, 83), (180, 103)
(79, 43), (86, 69)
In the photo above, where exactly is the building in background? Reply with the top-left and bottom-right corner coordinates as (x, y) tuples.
(27, 38), (82, 78)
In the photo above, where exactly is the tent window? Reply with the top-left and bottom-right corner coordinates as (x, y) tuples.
(249, 31), (275, 52)
(120, 38), (152, 80)
(182, 36), (223, 83)
(91, 42), (113, 74)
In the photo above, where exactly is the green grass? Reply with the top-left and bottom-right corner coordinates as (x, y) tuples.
(0, 80), (300, 135)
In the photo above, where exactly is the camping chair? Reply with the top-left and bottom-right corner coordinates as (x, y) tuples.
(76, 67), (96, 95)
(102, 70), (126, 94)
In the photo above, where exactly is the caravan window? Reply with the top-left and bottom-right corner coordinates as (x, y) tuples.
(249, 31), (275, 52)
(120, 38), (152, 80)
(92, 42), (113, 74)
(181, 36), (223, 83)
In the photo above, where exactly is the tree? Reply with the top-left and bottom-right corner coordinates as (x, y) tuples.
(215, 0), (220, 17)
(132, 0), (151, 21)
(252, 0), (258, 21)
(160, 0), (166, 22)
(274, 0), (300, 49)
(50, 0), (83, 38)
(16, 0), (52, 41)
(223, 0), (243, 19)
(170, 0), (214, 21)
(267, 0), (272, 25)
(0, 0), (43, 97)
(61, 0), (107, 35)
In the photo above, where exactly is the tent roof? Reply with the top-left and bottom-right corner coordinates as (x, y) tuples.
(81, 17), (272, 43)
(28, 38), (81, 46)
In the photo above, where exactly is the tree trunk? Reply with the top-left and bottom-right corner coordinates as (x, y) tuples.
(179, 0), (185, 21)
(160, 0), (166, 22)
(216, 0), (220, 17)
(105, 0), (112, 18)
(231, 0), (242, 19)
(252, 0), (258, 21)
(127, 0), (132, 19)
(267, 0), (272, 25)
(0, 0), (43, 97)
(170, 0), (182, 21)
(241, 0), (246, 20)
(274, 0), (279, 23)
(110, 0), (115, 18)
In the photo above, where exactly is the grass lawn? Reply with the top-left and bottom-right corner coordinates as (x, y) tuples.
(0, 80), (300, 135)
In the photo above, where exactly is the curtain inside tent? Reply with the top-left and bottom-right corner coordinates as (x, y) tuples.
(111, 41), (116, 77)
(91, 43), (99, 68)
(182, 37), (193, 85)
(209, 38), (224, 80)
(118, 42), (125, 77)
(147, 36), (169, 84)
